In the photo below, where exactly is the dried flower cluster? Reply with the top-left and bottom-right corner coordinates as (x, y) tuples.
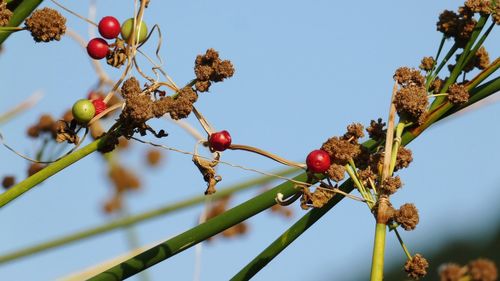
(25, 8), (66, 42)
(194, 48), (235, 92)
(0, 1), (12, 26)
(405, 254), (429, 280)
(439, 258), (498, 281)
(393, 67), (428, 124)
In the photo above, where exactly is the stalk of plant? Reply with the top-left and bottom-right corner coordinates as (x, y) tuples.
(0, 167), (298, 264)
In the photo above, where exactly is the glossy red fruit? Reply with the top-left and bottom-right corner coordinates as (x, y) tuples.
(91, 97), (107, 116)
(98, 16), (121, 39)
(86, 38), (109, 60)
(306, 150), (331, 173)
(209, 130), (232, 151)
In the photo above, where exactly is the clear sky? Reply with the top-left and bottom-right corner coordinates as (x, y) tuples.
(0, 0), (499, 280)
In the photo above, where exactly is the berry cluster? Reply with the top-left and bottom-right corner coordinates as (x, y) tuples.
(86, 17), (148, 60)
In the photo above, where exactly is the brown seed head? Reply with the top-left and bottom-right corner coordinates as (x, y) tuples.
(405, 254), (429, 280)
(419, 56), (435, 72)
(395, 146), (413, 171)
(152, 96), (174, 118)
(439, 263), (465, 281)
(394, 67), (425, 87)
(121, 77), (142, 99)
(358, 167), (377, 187)
(366, 118), (386, 141)
(27, 163), (45, 177)
(146, 149), (162, 166)
(327, 163), (345, 182)
(121, 94), (154, 124)
(169, 87), (198, 120)
(394, 85), (428, 123)
(309, 187), (335, 208)
(195, 80), (211, 92)
(395, 203), (419, 231)
(321, 136), (361, 165)
(465, 0), (495, 15)
(194, 48), (235, 92)
(463, 46), (490, 72)
(103, 195), (123, 214)
(2, 175), (15, 189)
(381, 176), (402, 195)
(430, 78), (444, 95)
(343, 122), (365, 141)
(0, 1), (13, 26)
(448, 83), (469, 104)
(27, 125), (40, 138)
(25, 7), (66, 42)
(38, 114), (55, 131)
(109, 164), (141, 192)
(468, 259), (498, 281)
(437, 10), (460, 38)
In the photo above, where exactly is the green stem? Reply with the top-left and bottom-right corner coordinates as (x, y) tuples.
(0, 137), (105, 208)
(231, 179), (355, 281)
(87, 174), (305, 281)
(0, 0), (44, 45)
(0, 167), (298, 264)
(119, 207), (151, 281)
(394, 228), (412, 260)
(345, 164), (373, 208)
(426, 44), (459, 90)
(370, 223), (387, 281)
(425, 36), (447, 89)
(389, 122), (405, 175)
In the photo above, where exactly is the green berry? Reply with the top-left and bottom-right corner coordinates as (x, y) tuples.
(120, 18), (148, 43)
(72, 99), (96, 124)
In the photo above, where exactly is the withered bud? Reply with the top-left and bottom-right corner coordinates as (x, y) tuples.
(394, 203), (419, 231)
(404, 254), (429, 280)
(25, 7), (66, 42)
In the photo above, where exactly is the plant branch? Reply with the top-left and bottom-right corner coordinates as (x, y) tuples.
(0, 167), (298, 264)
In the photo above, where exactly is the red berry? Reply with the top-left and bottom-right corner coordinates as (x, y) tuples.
(209, 130), (232, 151)
(306, 150), (331, 173)
(98, 16), (121, 39)
(86, 38), (109, 60)
(91, 97), (107, 116)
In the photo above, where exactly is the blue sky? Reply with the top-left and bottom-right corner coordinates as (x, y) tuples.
(0, 0), (499, 280)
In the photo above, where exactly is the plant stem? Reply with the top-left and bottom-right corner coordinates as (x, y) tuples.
(370, 223), (387, 281)
(389, 122), (405, 175)
(426, 44), (459, 90)
(0, 0), (44, 45)
(87, 174), (306, 281)
(394, 228), (412, 260)
(230, 180), (355, 281)
(0, 167), (298, 264)
(0, 137), (104, 208)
